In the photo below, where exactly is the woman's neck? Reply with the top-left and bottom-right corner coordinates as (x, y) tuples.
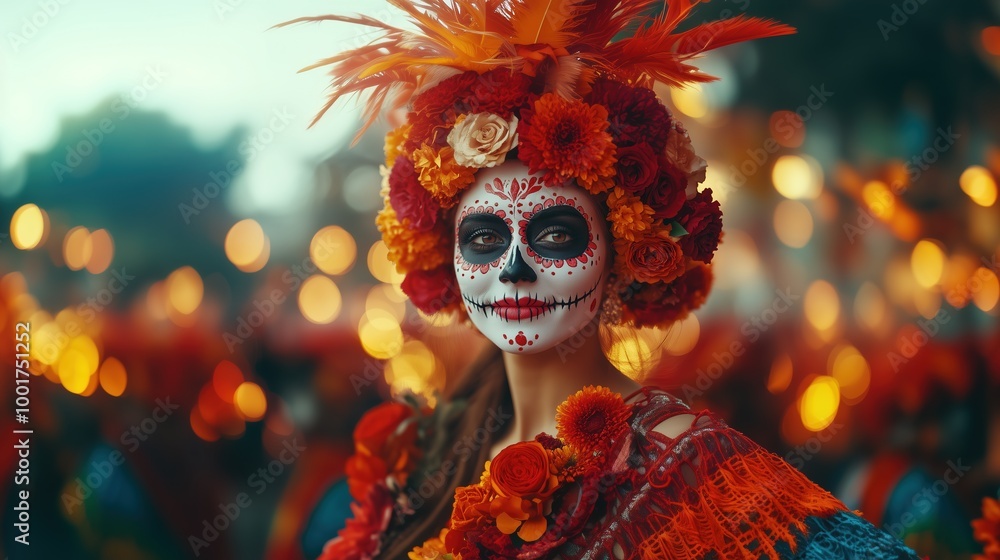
(495, 321), (643, 448)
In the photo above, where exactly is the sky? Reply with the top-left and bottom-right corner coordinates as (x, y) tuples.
(0, 0), (398, 214)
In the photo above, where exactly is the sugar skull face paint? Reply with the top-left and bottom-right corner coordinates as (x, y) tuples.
(454, 160), (609, 353)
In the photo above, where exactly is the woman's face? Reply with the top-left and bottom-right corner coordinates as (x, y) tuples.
(453, 160), (609, 354)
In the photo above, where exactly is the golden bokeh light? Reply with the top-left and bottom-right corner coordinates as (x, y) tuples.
(367, 241), (405, 284)
(11, 203), (47, 250)
(804, 280), (840, 331)
(601, 323), (665, 380)
(234, 381), (267, 421)
(63, 226), (93, 271)
(670, 84), (708, 119)
(767, 353), (793, 394)
(359, 311), (404, 359)
(773, 200), (814, 248)
(166, 266), (204, 315)
(828, 345), (870, 403)
(861, 180), (896, 220)
(799, 376), (840, 432)
(911, 239), (945, 288)
(663, 314), (700, 356)
(58, 335), (100, 395)
(971, 267), (999, 312)
(366, 284), (408, 322)
(298, 275), (342, 324)
(98, 356), (128, 397)
(311, 226), (357, 275)
(385, 340), (442, 397)
(959, 165), (997, 207)
(771, 155), (822, 199)
(853, 282), (887, 332)
(86, 228), (115, 274)
(225, 219), (269, 272)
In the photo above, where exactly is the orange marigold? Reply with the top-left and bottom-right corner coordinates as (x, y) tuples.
(376, 202), (450, 273)
(973, 496), (1000, 560)
(555, 386), (632, 458)
(385, 122), (412, 168)
(410, 528), (457, 560)
(606, 186), (655, 242)
(411, 144), (476, 207)
(518, 93), (617, 190)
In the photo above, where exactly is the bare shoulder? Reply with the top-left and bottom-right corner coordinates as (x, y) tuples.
(650, 413), (698, 439)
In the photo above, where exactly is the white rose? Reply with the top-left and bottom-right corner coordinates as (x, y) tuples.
(446, 112), (518, 168)
(665, 122), (707, 198)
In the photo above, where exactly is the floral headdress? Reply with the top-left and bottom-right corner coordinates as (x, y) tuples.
(283, 0), (794, 328)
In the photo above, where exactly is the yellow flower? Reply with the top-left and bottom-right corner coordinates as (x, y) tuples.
(409, 528), (456, 559)
(385, 122), (412, 168)
(411, 144), (476, 207)
(606, 187), (655, 242)
(375, 202), (450, 274)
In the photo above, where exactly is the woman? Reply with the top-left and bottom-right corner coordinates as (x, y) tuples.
(288, 1), (924, 558)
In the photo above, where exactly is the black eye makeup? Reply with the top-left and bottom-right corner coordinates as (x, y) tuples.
(526, 206), (589, 259)
(458, 213), (511, 264)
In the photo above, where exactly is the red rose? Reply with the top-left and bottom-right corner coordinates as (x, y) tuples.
(615, 229), (686, 284)
(400, 265), (461, 314)
(616, 142), (659, 194)
(388, 156), (439, 231)
(641, 158), (688, 220)
(584, 78), (672, 150)
(489, 441), (555, 499)
(675, 188), (723, 263)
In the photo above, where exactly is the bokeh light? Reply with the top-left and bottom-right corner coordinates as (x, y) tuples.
(86, 228), (115, 274)
(10, 203), (47, 250)
(213, 360), (244, 403)
(63, 226), (93, 271)
(959, 165), (997, 207)
(234, 381), (267, 421)
(298, 275), (342, 324)
(799, 376), (840, 431)
(225, 219), (270, 272)
(772, 155), (822, 199)
(773, 200), (814, 248)
(166, 266), (204, 316)
(359, 311), (404, 359)
(311, 225), (357, 275)
(98, 356), (127, 397)
(367, 241), (405, 284)
(828, 345), (870, 403)
(911, 239), (945, 289)
(805, 280), (840, 331)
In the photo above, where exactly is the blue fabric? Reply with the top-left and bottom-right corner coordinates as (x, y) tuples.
(301, 477), (354, 560)
(771, 510), (922, 559)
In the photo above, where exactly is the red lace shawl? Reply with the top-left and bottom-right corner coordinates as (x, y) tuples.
(547, 386), (849, 559)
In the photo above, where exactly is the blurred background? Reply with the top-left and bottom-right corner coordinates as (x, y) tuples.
(1, 0), (999, 558)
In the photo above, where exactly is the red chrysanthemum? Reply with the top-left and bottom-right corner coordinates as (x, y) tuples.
(319, 485), (393, 560)
(406, 71), (482, 151)
(401, 264), (462, 315)
(388, 155), (440, 232)
(675, 188), (723, 263)
(555, 386), (632, 457)
(517, 93), (617, 189)
(973, 496), (1000, 560)
(616, 142), (659, 195)
(642, 158), (688, 220)
(465, 67), (537, 118)
(584, 78), (673, 151)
